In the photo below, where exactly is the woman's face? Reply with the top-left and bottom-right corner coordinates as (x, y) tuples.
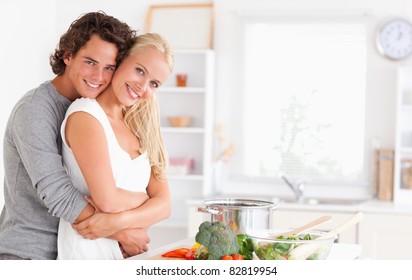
(110, 46), (170, 107)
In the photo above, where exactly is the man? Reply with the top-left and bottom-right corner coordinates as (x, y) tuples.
(0, 11), (149, 260)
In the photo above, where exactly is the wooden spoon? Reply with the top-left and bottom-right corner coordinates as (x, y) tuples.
(277, 215), (332, 238)
(289, 212), (364, 260)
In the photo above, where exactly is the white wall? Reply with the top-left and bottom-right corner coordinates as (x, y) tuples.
(0, 0), (203, 208)
(1, 0), (412, 206)
(0, 0), (57, 208)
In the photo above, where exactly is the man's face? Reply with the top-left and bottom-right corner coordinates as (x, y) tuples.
(64, 34), (118, 99)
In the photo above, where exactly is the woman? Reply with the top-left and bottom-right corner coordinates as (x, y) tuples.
(57, 33), (174, 259)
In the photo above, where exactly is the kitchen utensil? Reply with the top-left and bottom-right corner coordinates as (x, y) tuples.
(289, 212), (364, 260)
(277, 215), (332, 238)
(198, 198), (277, 234)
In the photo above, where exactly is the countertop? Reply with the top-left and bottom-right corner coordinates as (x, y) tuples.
(128, 236), (362, 260)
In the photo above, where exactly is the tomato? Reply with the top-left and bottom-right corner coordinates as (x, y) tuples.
(232, 253), (245, 260)
(221, 255), (233, 260)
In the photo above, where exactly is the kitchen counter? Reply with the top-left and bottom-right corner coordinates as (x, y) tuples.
(186, 196), (412, 259)
(128, 237), (362, 260)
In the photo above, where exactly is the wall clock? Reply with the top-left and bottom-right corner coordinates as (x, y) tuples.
(376, 18), (412, 60)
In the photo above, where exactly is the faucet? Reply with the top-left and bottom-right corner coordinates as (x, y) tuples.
(280, 173), (305, 203)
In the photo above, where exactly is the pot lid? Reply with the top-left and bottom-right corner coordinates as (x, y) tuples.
(201, 198), (277, 209)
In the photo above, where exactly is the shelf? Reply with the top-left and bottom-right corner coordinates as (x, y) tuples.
(168, 174), (204, 181)
(161, 127), (204, 134)
(159, 87), (206, 93)
(174, 48), (214, 54)
(159, 50), (214, 224)
(395, 66), (412, 204)
(399, 147), (412, 154)
(401, 104), (412, 111)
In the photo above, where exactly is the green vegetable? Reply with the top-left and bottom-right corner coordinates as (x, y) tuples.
(195, 221), (240, 260)
(237, 234), (254, 260)
(254, 233), (317, 260)
(194, 245), (209, 260)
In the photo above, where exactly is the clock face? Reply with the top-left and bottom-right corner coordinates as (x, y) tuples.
(376, 19), (412, 60)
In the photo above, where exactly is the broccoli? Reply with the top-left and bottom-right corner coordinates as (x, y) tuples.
(195, 221), (240, 260)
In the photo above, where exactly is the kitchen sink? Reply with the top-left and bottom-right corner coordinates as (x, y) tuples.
(272, 197), (367, 206)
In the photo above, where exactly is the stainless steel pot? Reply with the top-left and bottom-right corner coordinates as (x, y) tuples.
(198, 198), (277, 234)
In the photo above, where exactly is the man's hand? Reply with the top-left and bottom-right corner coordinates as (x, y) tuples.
(113, 228), (150, 257)
(72, 211), (120, 239)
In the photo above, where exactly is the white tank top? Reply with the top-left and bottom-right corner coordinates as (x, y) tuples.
(57, 98), (151, 259)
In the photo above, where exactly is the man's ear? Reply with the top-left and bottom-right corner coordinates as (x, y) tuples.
(63, 51), (72, 65)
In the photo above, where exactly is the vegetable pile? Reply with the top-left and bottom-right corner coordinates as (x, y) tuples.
(160, 222), (331, 260)
(161, 221), (254, 260)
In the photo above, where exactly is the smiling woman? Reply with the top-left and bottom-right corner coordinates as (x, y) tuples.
(233, 14), (368, 188)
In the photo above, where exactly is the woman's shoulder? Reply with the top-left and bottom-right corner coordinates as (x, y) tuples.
(66, 98), (102, 117)
(68, 97), (98, 110)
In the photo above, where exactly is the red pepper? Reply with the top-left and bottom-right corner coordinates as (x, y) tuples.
(161, 248), (191, 258)
(185, 250), (195, 260)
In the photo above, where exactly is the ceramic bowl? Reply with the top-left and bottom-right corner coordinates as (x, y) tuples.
(167, 116), (193, 127)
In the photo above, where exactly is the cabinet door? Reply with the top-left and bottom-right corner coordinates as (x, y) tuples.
(272, 210), (358, 244)
(358, 213), (412, 259)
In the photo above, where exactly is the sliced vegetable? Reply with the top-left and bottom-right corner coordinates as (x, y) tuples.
(185, 250), (195, 260)
(161, 248), (191, 258)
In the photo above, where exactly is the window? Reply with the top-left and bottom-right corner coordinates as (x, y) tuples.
(237, 17), (367, 186)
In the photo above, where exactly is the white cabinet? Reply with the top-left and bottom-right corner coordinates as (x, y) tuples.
(358, 213), (412, 259)
(394, 66), (412, 204)
(159, 49), (215, 226)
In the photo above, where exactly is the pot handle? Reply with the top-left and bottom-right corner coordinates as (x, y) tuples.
(197, 206), (222, 215)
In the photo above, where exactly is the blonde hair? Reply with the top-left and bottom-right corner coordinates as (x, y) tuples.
(123, 33), (174, 181)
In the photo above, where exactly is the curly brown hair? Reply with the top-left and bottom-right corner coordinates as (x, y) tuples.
(50, 11), (136, 75)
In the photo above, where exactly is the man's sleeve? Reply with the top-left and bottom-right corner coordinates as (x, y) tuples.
(11, 101), (87, 223)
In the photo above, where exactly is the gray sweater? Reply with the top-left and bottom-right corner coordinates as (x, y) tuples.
(0, 81), (87, 259)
